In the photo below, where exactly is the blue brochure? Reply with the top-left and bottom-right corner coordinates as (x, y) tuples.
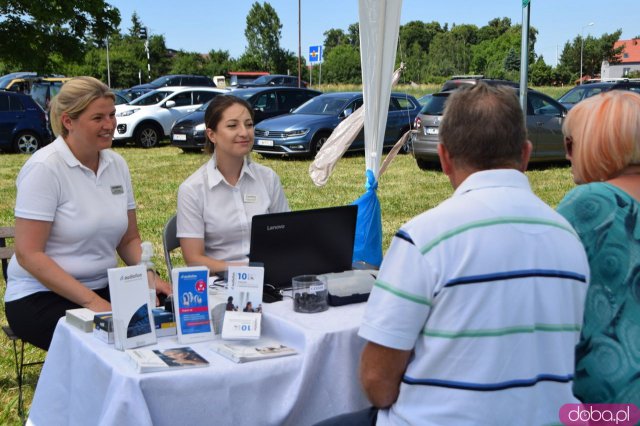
(172, 266), (214, 343)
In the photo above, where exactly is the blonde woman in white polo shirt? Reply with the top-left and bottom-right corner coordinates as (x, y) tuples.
(177, 95), (289, 274)
(4, 77), (171, 350)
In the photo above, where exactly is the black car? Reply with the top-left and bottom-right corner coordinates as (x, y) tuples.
(170, 87), (321, 152)
(558, 80), (640, 109)
(130, 74), (216, 91)
(236, 74), (308, 88)
(0, 90), (51, 153)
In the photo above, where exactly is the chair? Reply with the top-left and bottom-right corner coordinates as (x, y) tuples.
(0, 226), (44, 422)
(162, 214), (179, 280)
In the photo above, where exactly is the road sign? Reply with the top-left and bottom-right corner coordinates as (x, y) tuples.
(309, 46), (322, 63)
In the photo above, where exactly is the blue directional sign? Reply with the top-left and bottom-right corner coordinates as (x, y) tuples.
(309, 46), (322, 63)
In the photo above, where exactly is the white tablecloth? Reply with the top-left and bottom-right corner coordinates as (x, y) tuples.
(27, 300), (369, 426)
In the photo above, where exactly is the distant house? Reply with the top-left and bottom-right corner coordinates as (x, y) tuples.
(601, 38), (640, 79)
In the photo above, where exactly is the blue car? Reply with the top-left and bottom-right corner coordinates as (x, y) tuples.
(0, 90), (51, 153)
(253, 92), (421, 157)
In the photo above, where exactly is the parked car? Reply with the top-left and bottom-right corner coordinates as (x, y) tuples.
(253, 92), (421, 157)
(118, 87), (154, 103)
(417, 94), (433, 106)
(0, 90), (51, 154)
(557, 80), (640, 109)
(236, 74), (308, 88)
(171, 87), (321, 152)
(114, 86), (226, 148)
(30, 80), (64, 110)
(0, 72), (38, 93)
(130, 74), (216, 91)
(411, 86), (568, 170)
(114, 92), (129, 106)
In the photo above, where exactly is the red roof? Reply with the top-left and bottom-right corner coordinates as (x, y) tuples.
(615, 39), (640, 63)
(228, 71), (269, 76)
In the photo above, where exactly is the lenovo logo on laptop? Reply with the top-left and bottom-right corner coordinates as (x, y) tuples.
(266, 224), (285, 231)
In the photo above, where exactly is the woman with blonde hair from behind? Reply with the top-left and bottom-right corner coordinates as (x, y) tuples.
(3, 76), (171, 351)
(557, 90), (640, 404)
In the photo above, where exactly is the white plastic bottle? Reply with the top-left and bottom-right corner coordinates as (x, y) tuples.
(140, 242), (156, 308)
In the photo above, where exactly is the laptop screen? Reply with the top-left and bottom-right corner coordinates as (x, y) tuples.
(249, 205), (357, 289)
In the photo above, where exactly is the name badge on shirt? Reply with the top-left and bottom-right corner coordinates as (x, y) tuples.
(111, 185), (124, 195)
(244, 194), (257, 203)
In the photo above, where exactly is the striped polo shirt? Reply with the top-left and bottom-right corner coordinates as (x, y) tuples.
(359, 169), (589, 426)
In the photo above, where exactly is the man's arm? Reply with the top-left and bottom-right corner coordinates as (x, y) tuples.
(359, 341), (412, 408)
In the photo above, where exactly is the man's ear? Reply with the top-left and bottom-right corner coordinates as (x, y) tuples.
(438, 143), (453, 176)
(520, 140), (533, 172)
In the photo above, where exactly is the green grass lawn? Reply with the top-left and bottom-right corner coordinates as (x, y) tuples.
(0, 144), (576, 424)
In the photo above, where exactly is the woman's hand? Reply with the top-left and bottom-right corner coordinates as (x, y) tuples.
(84, 293), (112, 313)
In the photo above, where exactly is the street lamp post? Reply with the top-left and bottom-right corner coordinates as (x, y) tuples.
(580, 22), (594, 85)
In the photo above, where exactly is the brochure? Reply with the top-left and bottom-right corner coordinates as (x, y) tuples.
(108, 264), (157, 350)
(127, 346), (209, 373)
(225, 265), (264, 314)
(172, 266), (214, 344)
(211, 338), (297, 363)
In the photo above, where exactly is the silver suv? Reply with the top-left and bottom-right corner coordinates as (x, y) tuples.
(411, 85), (568, 170)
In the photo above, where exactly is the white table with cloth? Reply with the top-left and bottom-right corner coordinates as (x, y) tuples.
(27, 300), (369, 426)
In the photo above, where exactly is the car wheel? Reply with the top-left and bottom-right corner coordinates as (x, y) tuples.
(311, 133), (330, 156)
(135, 123), (161, 148)
(416, 158), (437, 171)
(13, 131), (42, 154)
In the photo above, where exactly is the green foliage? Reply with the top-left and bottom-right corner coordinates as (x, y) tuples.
(244, 1), (284, 73)
(322, 45), (361, 84)
(0, 0), (120, 73)
(529, 56), (553, 86)
(170, 51), (207, 75)
(559, 30), (624, 82)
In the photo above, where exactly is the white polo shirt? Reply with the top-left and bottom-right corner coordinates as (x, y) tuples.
(177, 155), (289, 263)
(359, 169), (590, 426)
(5, 136), (136, 302)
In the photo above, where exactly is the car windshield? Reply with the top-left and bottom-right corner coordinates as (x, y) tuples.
(558, 86), (606, 104)
(252, 76), (271, 84)
(420, 94), (449, 115)
(130, 90), (172, 106)
(293, 96), (350, 115)
(149, 76), (172, 87)
(196, 99), (213, 111)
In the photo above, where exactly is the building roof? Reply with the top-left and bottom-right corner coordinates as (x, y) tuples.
(615, 39), (640, 63)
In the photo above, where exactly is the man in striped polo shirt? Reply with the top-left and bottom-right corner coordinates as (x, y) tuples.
(318, 83), (589, 426)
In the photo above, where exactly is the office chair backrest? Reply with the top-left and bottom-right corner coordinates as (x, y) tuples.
(162, 215), (179, 280)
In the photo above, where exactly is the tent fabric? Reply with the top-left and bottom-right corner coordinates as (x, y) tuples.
(378, 129), (411, 178)
(359, 0), (402, 176)
(351, 170), (383, 267)
(308, 106), (365, 187)
(308, 65), (405, 187)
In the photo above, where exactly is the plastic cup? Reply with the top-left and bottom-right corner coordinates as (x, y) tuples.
(292, 275), (328, 313)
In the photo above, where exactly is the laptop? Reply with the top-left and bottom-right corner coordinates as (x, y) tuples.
(249, 205), (358, 291)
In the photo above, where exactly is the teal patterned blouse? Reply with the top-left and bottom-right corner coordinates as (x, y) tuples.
(557, 182), (640, 404)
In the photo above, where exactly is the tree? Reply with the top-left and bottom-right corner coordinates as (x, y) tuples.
(0, 0), (120, 73)
(323, 29), (348, 57)
(529, 56), (553, 85)
(322, 44), (361, 84)
(244, 1), (284, 71)
(170, 51), (207, 74)
(558, 30), (623, 82)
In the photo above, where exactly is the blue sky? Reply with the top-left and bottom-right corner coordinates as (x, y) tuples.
(107, 0), (638, 68)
